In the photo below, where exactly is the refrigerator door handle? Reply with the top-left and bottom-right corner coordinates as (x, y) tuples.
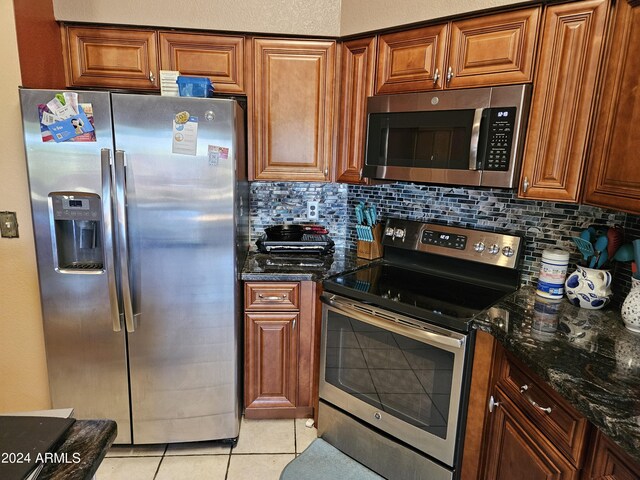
(115, 150), (136, 333)
(101, 148), (122, 333)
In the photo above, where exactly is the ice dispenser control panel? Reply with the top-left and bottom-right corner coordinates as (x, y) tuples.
(50, 193), (104, 272)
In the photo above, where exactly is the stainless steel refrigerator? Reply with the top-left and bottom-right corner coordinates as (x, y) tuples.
(19, 88), (248, 445)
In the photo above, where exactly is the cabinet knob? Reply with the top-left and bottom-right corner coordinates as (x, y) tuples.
(433, 68), (440, 86)
(149, 71), (155, 83)
(359, 168), (363, 179)
(324, 167), (329, 177)
(522, 176), (530, 193)
(446, 66), (454, 84)
(489, 395), (500, 413)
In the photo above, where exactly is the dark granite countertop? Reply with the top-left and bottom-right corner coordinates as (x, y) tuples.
(39, 419), (116, 480)
(241, 248), (367, 282)
(475, 286), (640, 464)
(241, 252), (640, 463)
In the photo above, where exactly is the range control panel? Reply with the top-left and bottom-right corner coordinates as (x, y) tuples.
(383, 218), (522, 269)
(421, 229), (467, 250)
(484, 107), (516, 172)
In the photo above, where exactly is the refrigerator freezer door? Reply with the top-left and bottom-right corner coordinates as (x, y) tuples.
(111, 94), (242, 444)
(19, 89), (131, 443)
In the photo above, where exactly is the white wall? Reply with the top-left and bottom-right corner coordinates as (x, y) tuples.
(53, 0), (342, 36)
(340, 0), (535, 36)
(0, 1), (50, 412)
(52, 0), (533, 36)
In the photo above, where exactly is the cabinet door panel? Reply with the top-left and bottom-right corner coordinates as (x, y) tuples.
(376, 24), (448, 94)
(583, 430), (640, 480)
(64, 26), (159, 90)
(245, 313), (298, 411)
(484, 391), (580, 480)
(159, 32), (245, 93)
(336, 37), (376, 183)
(252, 38), (335, 181)
(448, 8), (540, 88)
(583, 0), (640, 214)
(519, 0), (609, 201)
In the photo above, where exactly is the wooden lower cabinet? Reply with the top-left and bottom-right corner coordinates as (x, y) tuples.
(484, 389), (580, 480)
(475, 340), (640, 480)
(244, 281), (318, 419)
(245, 312), (298, 413)
(582, 430), (640, 480)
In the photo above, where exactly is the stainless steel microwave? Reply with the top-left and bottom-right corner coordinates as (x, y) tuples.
(363, 84), (531, 188)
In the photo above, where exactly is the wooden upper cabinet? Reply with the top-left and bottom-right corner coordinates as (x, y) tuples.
(159, 32), (245, 94)
(375, 8), (539, 94)
(583, 0), (640, 214)
(251, 38), (336, 182)
(63, 26), (159, 90)
(336, 37), (377, 184)
(518, 0), (610, 201)
(447, 7), (540, 89)
(376, 24), (448, 94)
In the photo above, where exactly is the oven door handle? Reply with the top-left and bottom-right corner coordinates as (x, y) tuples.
(321, 294), (466, 350)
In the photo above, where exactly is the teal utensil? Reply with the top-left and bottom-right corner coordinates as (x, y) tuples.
(571, 237), (594, 262)
(596, 249), (608, 269)
(592, 235), (608, 269)
(613, 243), (634, 262)
(633, 239), (640, 270)
(579, 229), (592, 242)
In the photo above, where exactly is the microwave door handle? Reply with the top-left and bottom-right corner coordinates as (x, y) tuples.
(468, 108), (484, 171)
(101, 148), (121, 333)
(114, 150), (135, 333)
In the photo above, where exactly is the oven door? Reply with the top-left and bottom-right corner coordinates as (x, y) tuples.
(319, 293), (468, 467)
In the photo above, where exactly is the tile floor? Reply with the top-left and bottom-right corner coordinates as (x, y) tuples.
(96, 417), (318, 480)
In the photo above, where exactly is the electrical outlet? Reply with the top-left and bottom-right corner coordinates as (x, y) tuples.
(307, 201), (319, 221)
(0, 211), (19, 238)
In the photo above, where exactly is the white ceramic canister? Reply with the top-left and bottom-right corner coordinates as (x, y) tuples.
(536, 248), (570, 299)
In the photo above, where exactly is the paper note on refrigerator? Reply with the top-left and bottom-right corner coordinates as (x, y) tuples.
(172, 116), (198, 155)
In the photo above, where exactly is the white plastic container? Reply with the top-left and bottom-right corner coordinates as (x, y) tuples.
(536, 248), (570, 299)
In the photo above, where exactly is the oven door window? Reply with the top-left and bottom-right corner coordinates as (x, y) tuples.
(325, 310), (454, 440)
(367, 110), (475, 170)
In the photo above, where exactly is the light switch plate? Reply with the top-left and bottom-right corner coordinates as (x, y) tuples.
(0, 211), (19, 238)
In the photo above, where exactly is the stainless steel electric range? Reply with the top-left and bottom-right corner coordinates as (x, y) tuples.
(319, 218), (523, 480)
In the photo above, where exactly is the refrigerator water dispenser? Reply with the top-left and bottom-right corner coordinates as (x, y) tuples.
(49, 193), (104, 272)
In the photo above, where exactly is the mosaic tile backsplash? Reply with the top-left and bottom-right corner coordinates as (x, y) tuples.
(250, 181), (639, 305)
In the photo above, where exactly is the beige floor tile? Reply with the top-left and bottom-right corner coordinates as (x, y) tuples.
(96, 456), (161, 480)
(232, 417), (295, 454)
(155, 455), (229, 480)
(165, 440), (232, 456)
(105, 444), (166, 457)
(227, 454), (295, 480)
(295, 418), (318, 453)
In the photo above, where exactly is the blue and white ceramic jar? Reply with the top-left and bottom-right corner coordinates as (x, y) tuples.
(565, 266), (612, 310)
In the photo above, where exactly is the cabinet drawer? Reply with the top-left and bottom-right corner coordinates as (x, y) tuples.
(497, 352), (589, 466)
(245, 282), (300, 311)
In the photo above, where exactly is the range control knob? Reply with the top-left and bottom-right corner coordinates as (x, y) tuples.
(502, 246), (515, 257)
(488, 244), (500, 255)
(394, 228), (406, 239)
(473, 242), (485, 253)
(385, 227), (395, 237)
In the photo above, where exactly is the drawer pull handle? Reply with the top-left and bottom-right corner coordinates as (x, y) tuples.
(258, 294), (287, 301)
(520, 384), (552, 414)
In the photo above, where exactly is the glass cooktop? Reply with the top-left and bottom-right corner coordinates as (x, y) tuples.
(323, 263), (513, 332)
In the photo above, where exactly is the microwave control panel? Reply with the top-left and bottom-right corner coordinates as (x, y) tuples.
(484, 107), (516, 171)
